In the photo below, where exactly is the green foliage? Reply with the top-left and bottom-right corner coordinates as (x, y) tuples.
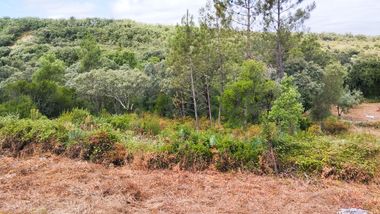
(79, 35), (101, 73)
(337, 89), (363, 116)
(222, 60), (277, 126)
(106, 49), (138, 68)
(58, 108), (91, 125)
(321, 117), (350, 135)
(108, 114), (139, 130)
(288, 59), (324, 110)
(268, 78), (304, 134)
(0, 118), (68, 155)
(83, 130), (125, 165)
(30, 108), (44, 120)
(162, 130), (213, 170)
(311, 62), (347, 121)
(348, 56), (380, 98)
(0, 95), (35, 118)
(216, 138), (265, 172)
(32, 52), (65, 83)
(154, 94), (173, 117)
(141, 115), (161, 136)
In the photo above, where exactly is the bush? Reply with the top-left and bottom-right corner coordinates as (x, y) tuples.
(321, 117), (350, 135)
(58, 108), (91, 126)
(327, 136), (380, 182)
(0, 96), (36, 119)
(82, 130), (126, 165)
(141, 116), (161, 136)
(307, 124), (322, 135)
(215, 138), (265, 172)
(357, 121), (380, 129)
(0, 119), (67, 156)
(108, 114), (138, 131)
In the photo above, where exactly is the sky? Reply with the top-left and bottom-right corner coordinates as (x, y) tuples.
(1, 0), (380, 35)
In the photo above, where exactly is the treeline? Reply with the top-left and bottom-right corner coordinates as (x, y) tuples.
(0, 0), (379, 129)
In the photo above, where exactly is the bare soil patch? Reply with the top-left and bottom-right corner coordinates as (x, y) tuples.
(0, 156), (379, 214)
(332, 103), (380, 122)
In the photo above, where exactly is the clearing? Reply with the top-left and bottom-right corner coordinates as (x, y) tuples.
(0, 156), (379, 214)
(332, 103), (380, 122)
(332, 103), (380, 137)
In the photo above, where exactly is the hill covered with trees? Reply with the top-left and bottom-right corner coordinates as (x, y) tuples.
(0, 0), (379, 184)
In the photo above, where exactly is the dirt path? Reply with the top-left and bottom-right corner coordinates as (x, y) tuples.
(0, 156), (379, 214)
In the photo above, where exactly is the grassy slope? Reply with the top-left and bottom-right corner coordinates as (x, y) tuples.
(318, 33), (380, 56)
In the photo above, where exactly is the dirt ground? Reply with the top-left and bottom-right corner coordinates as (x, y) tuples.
(0, 156), (379, 214)
(332, 103), (380, 122)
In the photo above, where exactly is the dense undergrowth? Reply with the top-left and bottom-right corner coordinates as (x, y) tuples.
(0, 109), (379, 183)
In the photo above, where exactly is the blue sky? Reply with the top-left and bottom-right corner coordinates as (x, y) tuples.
(1, 0), (380, 35)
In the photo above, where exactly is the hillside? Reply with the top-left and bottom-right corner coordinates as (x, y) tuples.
(0, 12), (380, 214)
(319, 33), (380, 57)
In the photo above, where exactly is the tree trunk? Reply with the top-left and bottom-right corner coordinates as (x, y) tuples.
(189, 59), (199, 130)
(181, 96), (185, 118)
(337, 106), (341, 117)
(246, 0), (252, 59)
(276, 0), (285, 78)
(244, 101), (248, 126)
(270, 143), (279, 174)
(205, 76), (212, 126)
(216, 18), (225, 126)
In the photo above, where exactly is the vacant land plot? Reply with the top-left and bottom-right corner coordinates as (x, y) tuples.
(0, 156), (379, 214)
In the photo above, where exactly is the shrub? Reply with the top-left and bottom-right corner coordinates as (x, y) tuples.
(30, 108), (44, 120)
(215, 138), (265, 172)
(82, 130), (126, 165)
(321, 117), (350, 135)
(58, 108), (91, 125)
(108, 114), (138, 130)
(0, 95), (36, 119)
(328, 136), (380, 182)
(276, 133), (330, 174)
(307, 124), (322, 135)
(0, 119), (67, 156)
(357, 121), (380, 129)
(175, 141), (212, 170)
(141, 116), (161, 136)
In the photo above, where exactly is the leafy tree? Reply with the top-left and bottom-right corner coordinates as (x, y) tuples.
(337, 89), (363, 117)
(348, 56), (380, 98)
(222, 60), (277, 126)
(227, 0), (259, 58)
(311, 62), (347, 121)
(200, 0), (238, 124)
(79, 35), (101, 73)
(3, 80), (76, 118)
(32, 52), (65, 83)
(268, 77), (304, 134)
(260, 0), (316, 78)
(106, 49), (138, 68)
(289, 59), (324, 110)
(0, 95), (35, 118)
(69, 68), (149, 113)
(167, 11), (201, 128)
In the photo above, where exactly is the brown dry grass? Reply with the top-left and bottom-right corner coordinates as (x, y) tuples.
(0, 156), (379, 214)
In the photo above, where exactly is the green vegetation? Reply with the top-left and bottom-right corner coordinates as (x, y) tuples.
(0, 112), (378, 182)
(0, 1), (379, 183)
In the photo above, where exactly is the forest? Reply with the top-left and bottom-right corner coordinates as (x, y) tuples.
(0, 0), (380, 183)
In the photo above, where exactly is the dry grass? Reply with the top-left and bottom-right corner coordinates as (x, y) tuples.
(0, 156), (379, 214)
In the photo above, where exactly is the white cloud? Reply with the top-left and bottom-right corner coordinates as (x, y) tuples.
(24, 0), (96, 18)
(111, 0), (205, 24)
